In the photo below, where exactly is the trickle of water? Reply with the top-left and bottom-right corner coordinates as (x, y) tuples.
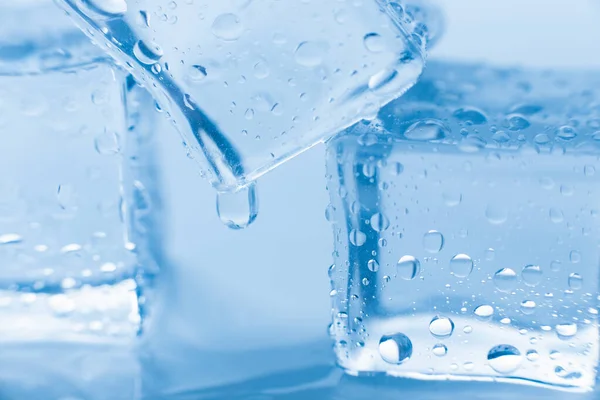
(432, 343), (448, 357)
(429, 316), (455, 339)
(449, 253), (473, 278)
(379, 333), (413, 365)
(487, 345), (522, 374)
(493, 268), (517, 292)
(216, 183), (258, 230)
(474, 304), (494, 320)
(521, 265), (543, 287)
(397, 255), (420, 280)
(423, 230), (444, 253)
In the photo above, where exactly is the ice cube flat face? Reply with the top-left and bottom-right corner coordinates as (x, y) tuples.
(326, 61), (600, 391)
(59, 0), (425, 191)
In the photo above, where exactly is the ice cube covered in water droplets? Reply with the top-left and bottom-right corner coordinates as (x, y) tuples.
(57, 0), (427, 193)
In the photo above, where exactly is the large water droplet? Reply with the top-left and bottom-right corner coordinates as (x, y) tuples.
(294, 41), (327, 67)
(449, 254), (473, 278)
(493, 268), (517, 292)
(403, 119), (449, 141)
(379, 333), (413, 365)
(216, 184), (258, 230)
(212, 13), (244, 41)
(367, 259), (380, 272)
(429, 316), (455, 339)
(397, 256), (420, 280)
(453, 107), (488, 125)
(474, 305), (494, 320)
(521, 265), (543, 287)
(423, 230), (444, 253)
(486, 205), (508, 225)
(487, 345), (522, 374)
(520, 300), (536, 315)
(526, 350), (539, 362)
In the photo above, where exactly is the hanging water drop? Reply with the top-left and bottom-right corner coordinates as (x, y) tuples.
(216, 183), (258, 230)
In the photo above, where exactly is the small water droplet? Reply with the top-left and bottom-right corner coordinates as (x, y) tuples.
(188, 65), (208, 82)
(212, 13), (244, 41)
(367, 259), (380, 272)
(486, 205), (508, 225)
(520, 300), (536, 315)
(474, 305), (494, 320)
(449, 254), (473, 278)
(294, 41), (327, 67)
(487, 345), (522, 374)
(549, 208), (564, 223)
(453, 107), (488, 125)
(442, 191), (462, 207)
(568, 273), (583, 290)
(555, 323), (577, 340)
(526, 350), (539, 362)
(363, 33), (386, 53)
(432, 343), (448, 357)
(133, 40), (163, 65)
(397, 256), (420, 280)
(494, 268), (517, 292)
(556, 126), (577, 140)
(349, 229), (367, 247)
(403, 119), (449, 141)
(94, 130), (120, 155)
(370, 213), (390, 232)
(570, 250), (581, 264)
(429, 316), (455, 339)
(521, 265), (543, 287)
(423, 230), (444, 253)
(216, 184), (258, 230)
(379, 333), (412, 365)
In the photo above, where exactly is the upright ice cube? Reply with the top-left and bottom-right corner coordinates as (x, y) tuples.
(326, 61), (600, 391)
(57, 0), (426, 191)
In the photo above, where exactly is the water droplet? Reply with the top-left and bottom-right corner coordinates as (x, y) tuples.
(487, 345), (522, 374)
(294, 41), (327, 67)
(474, 305), (494, 320)
(212, 13), (244, 41)
(349, 229), (367, 247)
(403, 119), (449, 141)
(570, 250), (581, 264)
(494, 268), (518, 292)
(584, 165), (596, 177)
(429, 316), (455, 339)
(94, 130), (120, 155)
(453, 107), (488, 125)
(188, 65), (208, 82)
(216, 184), (258, 230)
(432, 343), (448, 357)
(423, 230), (444, 253)
(0, 233), (22, 245)
(368, 68), (399, 93)
(133, 40), (163, 65)
(526, 350), (539, 362)
(253, 60), (270, 79)
(556, 126), (577, 140)
(449, 254), (473, 278)
(363, 33), (385, 53)
(486, 205), (508, 225)
(83, 0), (127, 16)
(568, 273), (583, 290)
(549, 208), (564, 223)
(392, 162), (404, 176)
(397, 256), (420, 280)
(442, 191), (462, 207)
(49, 294), (76, 316)
(506, 114), (530, 131)
(556, 323), (577, 340)
(367, 259), (380, 272)
(370, 213), (390, 232)
(521, 265), (543, 287)
(379, 333), (412, 365)
(463, 325), (473, 334)
(520, 300), (536, 315)
(555, 366), (582, 380)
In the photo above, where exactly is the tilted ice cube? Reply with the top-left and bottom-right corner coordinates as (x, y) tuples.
(326, 61), (600, 391)
(57, 0), (426, 192)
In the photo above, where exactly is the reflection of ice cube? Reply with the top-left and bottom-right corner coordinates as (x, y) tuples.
(58, 0), (427, 191)
(326, 61), (600, 391)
